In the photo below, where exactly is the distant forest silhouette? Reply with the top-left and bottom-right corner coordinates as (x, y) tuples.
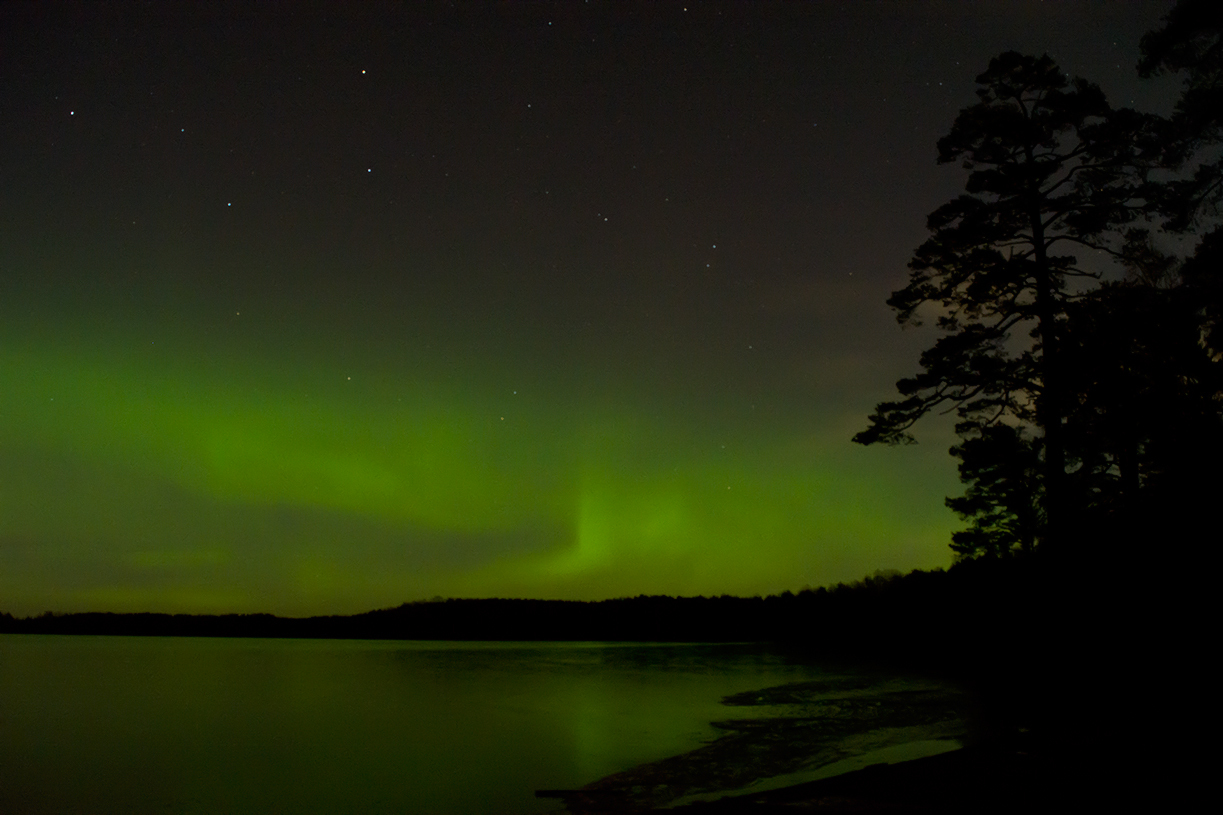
(0, 557), (1070, 659)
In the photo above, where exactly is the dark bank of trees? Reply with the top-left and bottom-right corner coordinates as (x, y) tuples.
(856, 2), (1223, 561)
(0, 590), (859, 642)
(0, 564), (1045, 667)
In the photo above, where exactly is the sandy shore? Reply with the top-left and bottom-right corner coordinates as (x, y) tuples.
(545, 733), (1053, 814)
(539, 673), (981, 813)
(664, 732), (1048, 813)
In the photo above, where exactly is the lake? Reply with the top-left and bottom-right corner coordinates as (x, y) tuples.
(0, 635), (956, 814)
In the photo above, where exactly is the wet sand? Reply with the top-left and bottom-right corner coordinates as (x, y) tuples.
(539, 673), (981, 813)
(663, 732), (1048, 814)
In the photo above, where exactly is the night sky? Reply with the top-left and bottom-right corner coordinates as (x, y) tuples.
(1, 1), (1179, 616)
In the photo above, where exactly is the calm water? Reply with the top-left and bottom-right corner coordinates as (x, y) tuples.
(0, 635), (833, 814)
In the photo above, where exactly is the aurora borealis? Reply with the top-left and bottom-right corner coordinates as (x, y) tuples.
(1, 2), (1179, 615)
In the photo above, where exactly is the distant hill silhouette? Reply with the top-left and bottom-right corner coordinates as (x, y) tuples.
(0, 557), (1057, 660)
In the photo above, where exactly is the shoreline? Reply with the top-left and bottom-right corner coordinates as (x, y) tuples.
(665, 733), (1046, 813)
(547, 731), (1049, 814)
(542, 673), (975, 813)
(663, 737), (964, 808)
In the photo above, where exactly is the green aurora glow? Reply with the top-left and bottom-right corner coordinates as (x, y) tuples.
(0, 310), (959, 614)
(1, 1), (1171, 615)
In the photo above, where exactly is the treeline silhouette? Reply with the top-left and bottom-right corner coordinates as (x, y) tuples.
(0, 574), (927, 643)
(0, 548), (1137, 749)
(0, 555), (1073, 659)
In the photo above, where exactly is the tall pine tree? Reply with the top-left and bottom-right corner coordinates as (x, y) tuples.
(855, 52), (1155, 553)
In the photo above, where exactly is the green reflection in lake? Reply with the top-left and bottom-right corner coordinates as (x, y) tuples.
(0, 636), (829, 814)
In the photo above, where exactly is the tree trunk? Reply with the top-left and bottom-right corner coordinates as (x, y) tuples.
(1030, 203), (1067, 549)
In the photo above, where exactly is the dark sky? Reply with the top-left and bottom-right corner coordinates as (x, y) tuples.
(0, 1), (1179, 615)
